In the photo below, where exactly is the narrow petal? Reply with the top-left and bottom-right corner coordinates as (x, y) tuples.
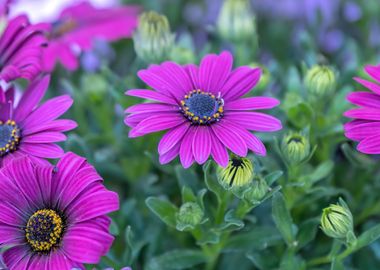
(158, 122), (190, 155)
(192, 126), (212, 164)
(185, 64), (200, 90)
(22, 132), (67, 143)
(346, 92), (380, 109)
(133, 113), (185, 135)
(20, 143), (64, 158)
(357, 134), (380, 154)
(125, 103), (178, 114)
(364, 65), (380, 82)
(225, 112), (282, 132)
(345, 122), (380, 141)
(354, 77), (380, 95)
(180, 127), (196, 168)
(126, 89), (178, 105)
(211, 121), (248, 156)
(224, 97), (280, 111)
(159, 142), (181, 165)
(344, 108), (380, 120)
(210, 137), (229, 167)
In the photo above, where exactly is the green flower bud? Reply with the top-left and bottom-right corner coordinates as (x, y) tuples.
(217, 0), (256, 43)
(176, 202), (204, 230)
(133, 11), (175, 63)
(81, 74), (108, 103)
(217, 156), (254, 189)
(244, 176), (270, 203)
(281, 132), (311, 165)
(249, 63), (270, 93)
(304, 65), (336, 99)
(321, 200), (354, 239)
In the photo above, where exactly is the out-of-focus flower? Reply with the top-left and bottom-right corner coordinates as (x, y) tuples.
(176, 202), (204, 230)
(124, 51), (282, 168)
(343, 1), (362, 23)
(0, 153), (119, 269)
(217, 155), (254, 188)
(321, 199), (354, 239)
(344, 65), (380, 154)
(281, 132), (311, 165)
(0, 76), (76, 167)
(133, 11), (174, 64)
(305, 65), (336, 100)
(0, 15), (48, 82)
(42, 2), (140, 71)
(0, 0), (11, 17)
(217, 0), (256, 43)
(245, 176), (269, 202)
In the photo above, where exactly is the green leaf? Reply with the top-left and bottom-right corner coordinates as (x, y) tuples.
(216, 209), (244, 232)
(181, 186), (196, 203)
(296, 218), (319, 250)
(145, 197), (178, 228)
(203, 161), (225, 202)
(145, 249), (207, 270)
(272, 193), (296, 246)
(175, 165), (200, 191)
(355, 224), (380, 250)
(265, 171), (284, 186)
(280, 250), (306, 270)
(331, 258), (345, 270)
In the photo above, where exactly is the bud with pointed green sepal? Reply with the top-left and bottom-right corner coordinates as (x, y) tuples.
(217, 0), (256, 43)
(133, 11), (175, 63)
(304, 65), (336, 100)
(320, 198), (354, 239)
(281, 132), (311, 166)
(244, 176), (270, 203)
(217, 155), (254, 189)
(176, 202), (204, 231)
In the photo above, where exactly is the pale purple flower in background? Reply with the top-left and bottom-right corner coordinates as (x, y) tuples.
(343, 1), (362, 23)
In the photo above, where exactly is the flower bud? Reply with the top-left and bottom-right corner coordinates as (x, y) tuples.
(304, 65), (336, 99)
(217, 155), (254, 189)
(176, 202), (204, 230)
(217, 0), (256, 43)
(133, 11), (175, 63)
(320, 199), (354, 239)
(281, 132), (311, 165)
(244, 176), (269, 203)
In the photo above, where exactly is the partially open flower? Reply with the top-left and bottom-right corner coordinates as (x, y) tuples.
(321, 199), (354, 239)
(217, 155), (254, 189)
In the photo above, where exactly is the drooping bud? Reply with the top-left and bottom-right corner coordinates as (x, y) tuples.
(320, 199), (354, 239)
(304, 65), (336, 100)
(281, 132), (311, 165)
(176, 202), (204, 231)
(217, 0), (256, 43)
(217, 155), (254, 189)
(133, 11), (175, 63)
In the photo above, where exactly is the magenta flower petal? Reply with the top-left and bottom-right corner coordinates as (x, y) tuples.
(364, 65), (380, 82)
(0, 153), (119, 269)
(357, 135), (380, 154)
(345, 122), (380, 141)
(226, 112), (283, 132)
(346, 92), (380, 109)
(125, 51), (282, 167)
(225, 97), (281, 111)
(192, 126), (212, 164)
(354, 77), (380, 95)
(344, 108), (380, 120)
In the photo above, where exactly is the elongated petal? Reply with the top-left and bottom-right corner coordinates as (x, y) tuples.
(357, 134), (380, 154)
(346, 92), (380, 109)
(225, 97), (280, 111)
(225, 112), (282, 132)
(344, 108), (380, 120)
(192, 126), (212, 164)
(158, 122), (190, 155)
(211, 121), (248, 156)
(126, 89), (178, 105)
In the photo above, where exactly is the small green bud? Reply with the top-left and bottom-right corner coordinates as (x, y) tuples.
(217, 155), (254, 189)
(304, 65), (336, 99)
(281, 132), (311, 165)
(321, 199), (354, 239)
(176, 202), (204, 230)
(81, 74), (108, 103)
(133, 11), (175, 63)
(217, 0), (256, 43)
(244, 176), (270, 203)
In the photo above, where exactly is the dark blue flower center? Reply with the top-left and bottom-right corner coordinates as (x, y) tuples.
(0, 120), (20, 156)
(25, 209), (64, 252)
(180, 90), (224, 125)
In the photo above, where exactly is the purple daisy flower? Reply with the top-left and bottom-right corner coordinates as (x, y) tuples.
(344, 65), (380, 154)
(0, 15), (48, 82)
(0, 152), (119, 269)
(0, 75), (76, 167)
(124, 51), (282, 168)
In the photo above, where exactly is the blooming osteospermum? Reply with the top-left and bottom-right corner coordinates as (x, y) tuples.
(124, 51), (282, 168)
(42, 1), (140, 71)
(0, 14), (48, 82)
(0, 152), (119, 269)
(0, 75), (76, 167)
(344, 65), (380, 154)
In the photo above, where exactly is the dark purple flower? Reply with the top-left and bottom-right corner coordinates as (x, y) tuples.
(0, 152), (119, 269)
(344, 65), (380, 154)
(0, 76), (76, 167)
(124, 51), (282, 168)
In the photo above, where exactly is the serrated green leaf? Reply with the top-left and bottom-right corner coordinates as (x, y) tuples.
(146, 197), (178, 228)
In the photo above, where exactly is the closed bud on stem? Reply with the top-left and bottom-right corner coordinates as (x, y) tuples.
(281, 132), (311, 165)
(304, 65), (336, 100)
(217, 0), (256, 43)
(217, 155), (254, 189)
(244, 176), (270, 203)
(133, 11), (174, 63)
(176, 202), (204, 230)
(321, 199), (354, 239)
